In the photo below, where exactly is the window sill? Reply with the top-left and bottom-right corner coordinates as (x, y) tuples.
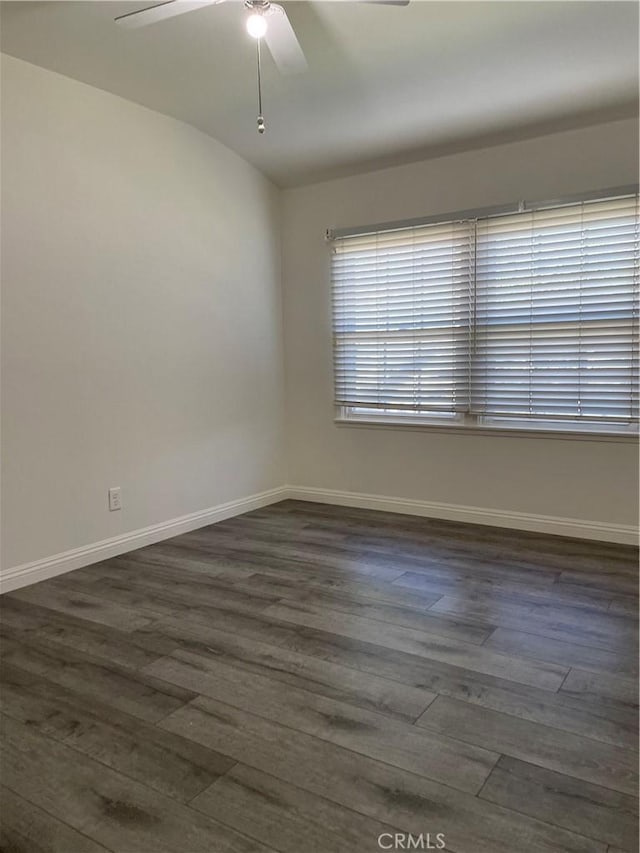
(334, 417), (639, 443)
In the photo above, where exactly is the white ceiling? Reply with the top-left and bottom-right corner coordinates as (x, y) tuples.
(1, 1), (638, 186)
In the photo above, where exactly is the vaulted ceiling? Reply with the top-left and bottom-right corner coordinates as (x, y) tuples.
(1, 1), (638, 186)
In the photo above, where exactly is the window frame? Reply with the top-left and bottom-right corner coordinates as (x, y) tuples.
(330, 186), (639, 440)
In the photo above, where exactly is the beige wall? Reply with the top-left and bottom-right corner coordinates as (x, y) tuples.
(1, 55), (286, 570)
(282, 119), (639, 530)
(2, 56), (637, 577)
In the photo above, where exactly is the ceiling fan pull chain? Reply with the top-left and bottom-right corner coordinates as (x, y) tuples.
(256, 38), (266, 134)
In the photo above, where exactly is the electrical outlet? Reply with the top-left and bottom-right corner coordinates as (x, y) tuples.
(108, 487), (122, 512)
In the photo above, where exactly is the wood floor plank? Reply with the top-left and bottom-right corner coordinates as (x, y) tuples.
(0, 663), (236, 803)
(479, 756), (639, 851)
(484, 627), (639, 677)
(429, 594), (638, 652)
(364, 538), (636, 581)
(262, 600), (568, 690)
(6, 583), (153, 631)
(607, 596), (639, 617)
(110, 554), (279, 600)
(443, 580), (619, 614)
(171, 533), (407, 583)
(441, 678), (639, 751)
(393, 575), (625, 614)
(1, 637), (195, 723)
(77, 559), (281, 615)
(1, 500), (635, 852)
(135, 536), (292, 578)
(116, 543), (260, 579)
(160, 695), (604, 853)
(0, 785), (111, 853)
(42, 572), (179, 618)
(210, 519), (578, 594)
(0, 713), (271, 853)
(0, 596), (163, 670)
(334, 521), (638, 571)
(137, 617), (436, 721)
(272, 501), (637, 574)
(391, 567), (550, 599)
(49, 570), (177, 613)
(417, 696), (638, 795)
(144, 649), (496, 793)
(389, 554), (562, 587)
(354, 539), (634, 583)
(391, 568), (575, 605)
(283, 587), (492, 644)
(69, 546), (256, 585)
(241, 551), (611, 617)
(192, 764), (405, 853)
(208, 518), (353, 551)
(132, 607), (636, 748)
(557, 571), (639, 596)
(266, 529), (568, 586)
(234, 569), (445, 610)
(560, 669), (639, 712)
(51, 573), (283, 638)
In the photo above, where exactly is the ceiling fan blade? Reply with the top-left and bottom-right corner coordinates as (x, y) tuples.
(115, 0), (224, 29)
(264, 4), (308, 75)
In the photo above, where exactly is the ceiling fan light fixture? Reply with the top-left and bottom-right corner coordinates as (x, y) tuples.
(246, 12), (268, 39)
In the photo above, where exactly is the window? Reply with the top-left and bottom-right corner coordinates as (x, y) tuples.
(331, 192), (639, 435)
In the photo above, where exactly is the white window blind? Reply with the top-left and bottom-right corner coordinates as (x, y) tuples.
(331, 192), (639, 433)
(332, 220), (474, 415)
(472, 196), (639, 424)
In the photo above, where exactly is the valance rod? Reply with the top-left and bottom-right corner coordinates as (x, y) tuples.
(326, 184), (639, 241)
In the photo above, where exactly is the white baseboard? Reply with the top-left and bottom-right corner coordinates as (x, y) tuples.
(286, 485), (639, 546)
(0, 486), (288, 594)
(2, 482), (635, 593)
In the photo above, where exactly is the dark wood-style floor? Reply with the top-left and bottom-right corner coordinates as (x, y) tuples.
(0, 500), (638, 853)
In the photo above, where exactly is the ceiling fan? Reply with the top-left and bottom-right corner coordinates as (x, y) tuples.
(115, 0), (409, 132)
